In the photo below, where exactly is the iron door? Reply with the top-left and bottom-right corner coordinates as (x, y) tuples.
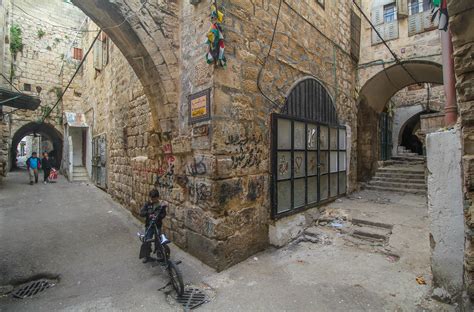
(380, 112), (393, 161)
(92, 134), (107, 189)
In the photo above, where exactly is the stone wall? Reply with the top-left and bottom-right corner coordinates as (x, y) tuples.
(447, 0), (474, 306)
(71, 0), (359, 271)
(391, 84), (445, 111)
(0, 0), (85, 172)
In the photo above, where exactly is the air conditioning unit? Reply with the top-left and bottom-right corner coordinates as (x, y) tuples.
(397, 0), (409, 18)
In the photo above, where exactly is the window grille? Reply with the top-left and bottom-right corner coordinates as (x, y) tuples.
(272, 79), (346, 218)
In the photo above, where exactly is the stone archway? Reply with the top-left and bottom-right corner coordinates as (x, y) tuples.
(10, 122), (63, 170)
(71, 0), (180, 134)
(357, 60), (443, 181)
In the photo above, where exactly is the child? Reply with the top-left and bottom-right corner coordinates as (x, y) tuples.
(26, 152), (41, 185)
(139, 189), (167, 263)
(41, 152), (52, 184)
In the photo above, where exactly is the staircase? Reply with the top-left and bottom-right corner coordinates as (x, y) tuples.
(364, 147), (426, 195)
(72, 166), (89, 182)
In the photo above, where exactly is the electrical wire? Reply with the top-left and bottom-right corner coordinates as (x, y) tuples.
(11, 3), (95, 33)
(257, 0), (283, 107)
(12, 0), (149, 33)
(352, 0), (419, 84)
(39, 30), (102, 124)
(0, 73), (23, 94)
(283, 0), (352, 58)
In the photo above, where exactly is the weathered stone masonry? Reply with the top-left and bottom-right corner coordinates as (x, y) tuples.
(0, 0), (85, 173)
(72, 0), (359, 271)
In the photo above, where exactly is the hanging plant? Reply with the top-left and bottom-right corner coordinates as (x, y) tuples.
(10, 24), (23, 58)
(205, 3), (226, 68)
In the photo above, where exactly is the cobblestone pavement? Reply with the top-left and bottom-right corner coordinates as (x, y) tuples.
(0, 172), (455, 311)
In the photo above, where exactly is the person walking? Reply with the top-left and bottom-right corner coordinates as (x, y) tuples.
(26, 152), (41, 185)
(42, 152), (52, 184)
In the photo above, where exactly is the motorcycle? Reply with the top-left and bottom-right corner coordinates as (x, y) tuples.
(137, 208), (184, 296)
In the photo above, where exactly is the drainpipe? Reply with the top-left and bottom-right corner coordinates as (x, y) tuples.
(440, 0), (457, 126)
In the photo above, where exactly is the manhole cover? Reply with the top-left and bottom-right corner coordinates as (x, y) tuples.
(11, 279), (56, 299)
(176, 287), (208, 310)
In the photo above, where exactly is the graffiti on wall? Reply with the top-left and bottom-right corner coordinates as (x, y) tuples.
(185, 155), (207, 176)
(225, 133), (263, 170)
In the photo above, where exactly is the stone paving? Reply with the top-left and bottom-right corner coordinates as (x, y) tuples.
(0, 172), (455, 311)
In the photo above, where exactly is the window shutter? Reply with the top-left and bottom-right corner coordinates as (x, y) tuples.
(396, 0), (408, 18)
(408, 13), (423, 36)
(385, 21), (399, 40)
(102, 37), (109, 66)
(372, 24), (384, 44)
(93, 40), (103, 70)
(422, 10), (436, 30)
(350, 10), (361, 61)
(372, 6), (384, 26)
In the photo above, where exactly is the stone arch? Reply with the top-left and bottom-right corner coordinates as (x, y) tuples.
(357, 60), (443, 181)
(71, 0), (180, 134)
(359, 60), (443, 113)
(10, 122), (63, 170)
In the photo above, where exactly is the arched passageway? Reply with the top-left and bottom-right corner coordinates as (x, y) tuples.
(71, 0), (180, 134)
(10, 122), (63, 170)
(398, 110), (438, 155)
(357, 60), (443, 181)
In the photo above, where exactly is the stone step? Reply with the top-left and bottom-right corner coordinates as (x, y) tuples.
(342, 224), (392, 243)
(375, 172), (425, 179)
(378, 167), (425, 175)
(391, 156), (425, 161)
(397, 152), (419, 157)
(388, 160), (425, 166)
(364, 184), (426, 195)
(368, 180), (426, 190)
(372, 177), (426, 184)
(343, 235), (385, 247)
(352, 218), (393, 230)
(73, 173), (89, 178)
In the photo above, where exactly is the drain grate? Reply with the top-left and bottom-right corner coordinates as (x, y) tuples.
(176, 287), (208, 310)
(11, 279), (56, 299)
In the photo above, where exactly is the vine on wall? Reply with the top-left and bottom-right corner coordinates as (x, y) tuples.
(9, 24), (23, 80)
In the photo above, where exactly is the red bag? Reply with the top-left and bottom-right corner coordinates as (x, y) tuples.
(49, 168), (58, 180)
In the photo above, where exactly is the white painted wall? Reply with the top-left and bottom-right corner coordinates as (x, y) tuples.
(426, 129), (464, 298)
(392, 104), (424, 155)
(69, 127), (83, 166)
(86, 126), (92, 177)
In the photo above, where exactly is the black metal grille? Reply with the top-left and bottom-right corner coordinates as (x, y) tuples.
(176, 287), (208, 310)
(282, 78), (338, 125)
(11, 279), (55, 299)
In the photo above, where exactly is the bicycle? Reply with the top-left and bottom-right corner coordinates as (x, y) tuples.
(137, 209), (184, 296)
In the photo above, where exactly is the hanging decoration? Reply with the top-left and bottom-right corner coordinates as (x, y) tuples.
(431, 0), (449, 31)
(205, 3), (226, 68)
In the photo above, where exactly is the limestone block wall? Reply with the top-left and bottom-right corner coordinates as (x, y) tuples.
(2, 0), (85, 169)
(73, 0), (359, 271)
(447, 0), (474, 305)
(204, 0), (358, 268)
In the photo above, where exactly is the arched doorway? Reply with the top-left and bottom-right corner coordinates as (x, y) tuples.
(357, 60), (443, 181)
(397, 110), (439, 156)
(271, 78), (347, 218)
(10, 122), (63, 170)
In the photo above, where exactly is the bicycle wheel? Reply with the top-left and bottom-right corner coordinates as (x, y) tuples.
(168, 260), (184, 296)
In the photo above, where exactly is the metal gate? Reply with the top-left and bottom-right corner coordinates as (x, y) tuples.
(379, 112), (393, 161)
(271, 78), (346, 219)
(92, 134), (107, 189)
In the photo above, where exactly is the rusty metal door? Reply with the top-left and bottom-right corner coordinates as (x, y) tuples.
(92, 134), (107, 189)
(379, 112), (393, 161)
